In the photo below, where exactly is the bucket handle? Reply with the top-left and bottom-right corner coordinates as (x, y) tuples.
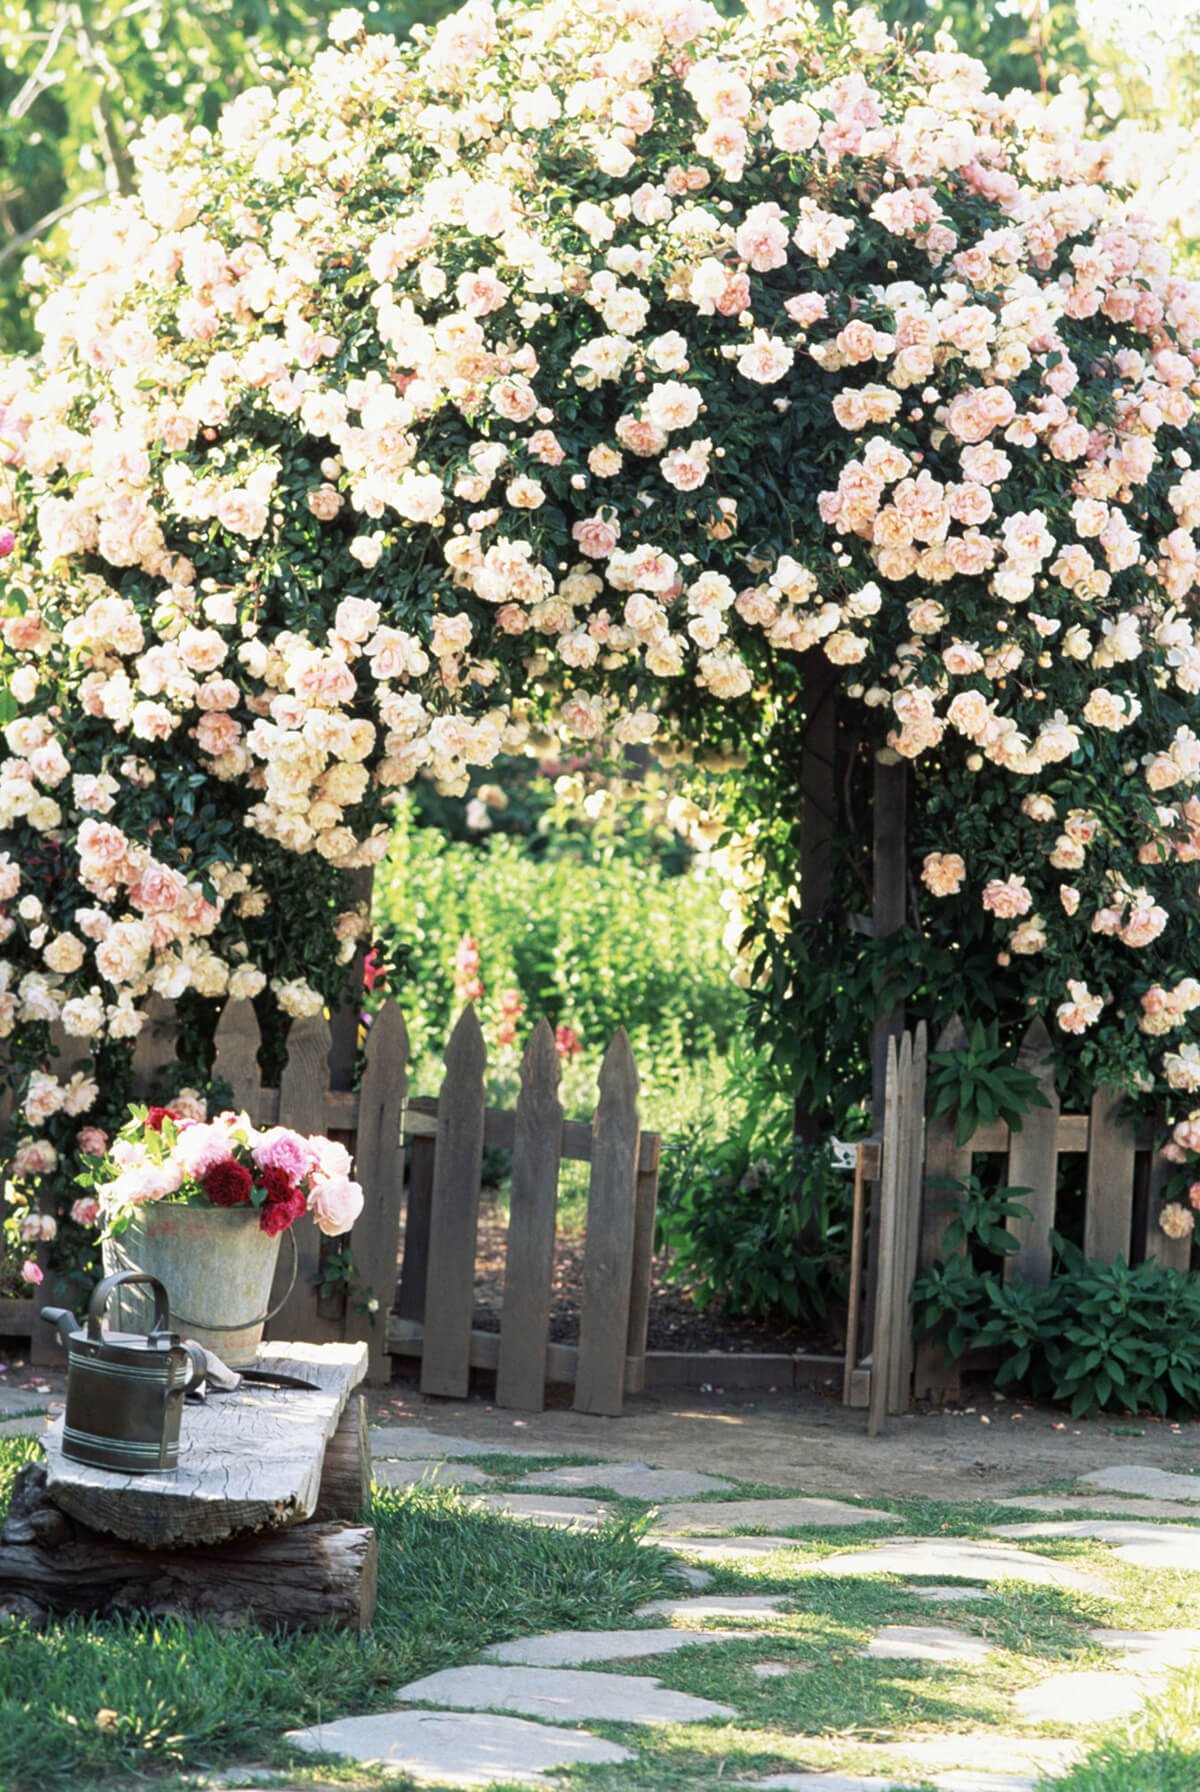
(168, 1225), (300, 1334)
(88, 1270), (171, 1341)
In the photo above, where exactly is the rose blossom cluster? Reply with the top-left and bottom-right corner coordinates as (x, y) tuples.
(87, 1105), (365, 1239)
(8, 0), (1200, 1254)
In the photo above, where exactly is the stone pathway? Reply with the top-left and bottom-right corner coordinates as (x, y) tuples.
(1081, 1464), (1200, 1501)
(864, 1625), (993, 1666)
(995, 1516), (1200, 1571)
(273, 1435), (1200, 1789)
(652, 1494), (893, 1531)
(803, 1537), (1109, 1593)
(520, 1460), (733, 1499)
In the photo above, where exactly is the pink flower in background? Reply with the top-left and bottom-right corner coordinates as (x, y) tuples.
(555, 1024), (582, 1060)
(20, 1260), (43, 1285)
(76, 1126), (108, 1157)
(0, 528), (14, 558)
(495, 988), (525, 1049)
(454, 934), (484, 1004)
(70, 1196), (101, 1227)
(362, 947), (387, 991)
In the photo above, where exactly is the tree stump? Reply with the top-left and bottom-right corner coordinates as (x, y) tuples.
(0, 1465), (377, 1632)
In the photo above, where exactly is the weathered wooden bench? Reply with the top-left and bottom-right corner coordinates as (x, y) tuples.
(0, 1341), (376, 1631)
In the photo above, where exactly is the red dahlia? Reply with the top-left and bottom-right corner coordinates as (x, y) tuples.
(255, 1164), (297, 1205)
(145, 1105), (179, 1132)
(201, 1158), (253, 1207)
(260, 1187), (306, 1236)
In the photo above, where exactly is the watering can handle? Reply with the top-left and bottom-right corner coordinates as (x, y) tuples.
(86, 1270), (171, 1342)
(179, 1340), (209, 1396)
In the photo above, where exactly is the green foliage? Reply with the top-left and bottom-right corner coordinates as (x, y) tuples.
(913, 1253), (1200, 1419)
(928, 1022), (1051, 1147)
(373, 795), (741, 1109)
(656, 1054), (852, 1326)
(936, 1173), (1033, 1257)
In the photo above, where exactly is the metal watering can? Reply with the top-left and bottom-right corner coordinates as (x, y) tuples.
(41, 1270), (207, 1474)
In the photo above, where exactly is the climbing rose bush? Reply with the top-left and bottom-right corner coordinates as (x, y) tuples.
(6, 0), (1200, 1261)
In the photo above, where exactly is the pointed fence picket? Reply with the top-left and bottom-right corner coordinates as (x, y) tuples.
(7, 994), (658, 1411)
(847, 1012), (1194, 1423)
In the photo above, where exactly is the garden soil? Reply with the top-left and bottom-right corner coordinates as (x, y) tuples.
(8, 1347), (1200, 1501)
(370, 1379), (1200, 1504)
(472, 1205), (839, 1357)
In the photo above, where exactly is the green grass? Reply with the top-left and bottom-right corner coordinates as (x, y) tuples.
(7, 1428), (1200, 1792)
(0, 1437), (675, 1792)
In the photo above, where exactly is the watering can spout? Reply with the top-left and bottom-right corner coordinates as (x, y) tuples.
(39, 1307), (78, 1350)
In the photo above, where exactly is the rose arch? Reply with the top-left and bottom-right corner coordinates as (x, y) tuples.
(5, 0), (1200, 1287)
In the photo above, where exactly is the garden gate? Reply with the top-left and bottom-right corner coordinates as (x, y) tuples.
(843, 1014), (1193, 1430)
(7, 996), (659, 1415)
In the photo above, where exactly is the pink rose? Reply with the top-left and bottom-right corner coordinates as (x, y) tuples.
(173, 1121), (236, 1178)
(571, 514), (620, 559)
(310, 1175), (364, 1237)
(0, 528), (14, 558)
(252, 1127), (317, 1181)
(20, 1260), (43, 1285)
(981, 876), (1033, 920)
(310, 1136), (353, 1180)
(70, 1196), (101, 1227)
(77, 1127), (108, 1157)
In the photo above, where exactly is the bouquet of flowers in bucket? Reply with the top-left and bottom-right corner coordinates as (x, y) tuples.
(79, 1106), (365, 1239)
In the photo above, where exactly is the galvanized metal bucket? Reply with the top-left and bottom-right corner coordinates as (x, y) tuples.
(101, 1205), (285, 1368)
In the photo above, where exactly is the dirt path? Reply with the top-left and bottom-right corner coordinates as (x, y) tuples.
(370, 1377), (1200, 1500)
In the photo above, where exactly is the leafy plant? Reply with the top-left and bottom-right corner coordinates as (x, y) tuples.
(928, 1021), (1051, 1147)
(656, 1055), (853, 1329)
(912, 1252), (1200, 1418)
(935, 1174), (1034, 1258)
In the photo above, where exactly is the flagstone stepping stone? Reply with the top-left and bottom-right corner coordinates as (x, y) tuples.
(1082, 1465), (1200, 1501)
(849, 1734), (1082, 1776)
(654, 1533), (810, 1562)
(0, 1416), (45, 1439)
(993, 1494), (1200, 1522)
(864, 1625), (993, 1666)
(482, 1626), (752, 1666)
(521, 1462), (733, 1499)
(0, 1389), (52, 1417)
(1013, 1667), (1152, 1726)
(746, 1775), (907, 1790)
(909, 1586), (996, 1604)
(995, 1518), (1200, 1572)
(934, 1776), (1039, 1792)
(1090, 1625), (1200, 1664)
(654, 1496), (892, 1533)
(394, 1664), (737, 1725)
(807, 1538), (1107, 1593)
(286, 1708), (632, 1786)
(471, 1492), (608, 1529)
(367, 1426), (547, 1461)
(374, 1460), (492, 1489)
(672, 1563), (716, 1590)
(639, 1593), (790, 1621)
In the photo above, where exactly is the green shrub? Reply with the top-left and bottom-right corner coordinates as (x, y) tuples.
(656, 1055), (853, 1329)
(373, 797), (741, 1115)
(912, 1251), (1200, 1418)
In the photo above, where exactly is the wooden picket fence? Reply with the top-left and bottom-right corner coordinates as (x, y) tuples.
(845, 1014), (1193, 1429)
(5, 995), (659, 1414)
